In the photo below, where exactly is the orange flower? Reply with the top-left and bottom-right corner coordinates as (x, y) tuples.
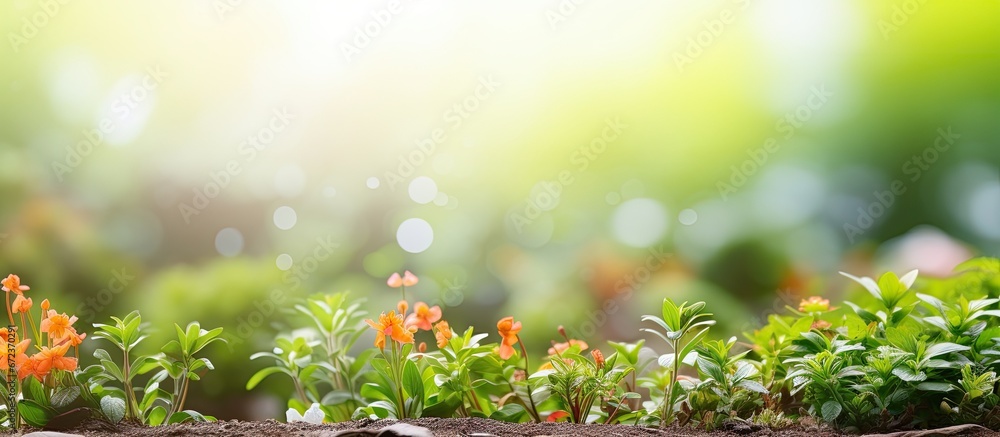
(387, 273), (403, 288)
(397, 300), (409, 315)
(434, 321), (452, 348)
(1, 274), (29, 295)
(59, 326), (87, 347)
(548, 339), (588, 356)
(402, 271), (418, 287)
(547, 411), (570, 422)
(41, 310), (78, 341)
(405, 302), (441, 331)
(40, 299), (50, 311)
(365, 311), (414, 349)
(11, 294), (32, 314)
(591, 349), (605, 368)
(799, 296), (833, 313)
(497, 316), (522, 360)
(22, 343), (77, 380)
(418, 342), (427, 353)
(0, 328), (30, 368)
(18, 356), (45, 381)
(810, 319), (832, 330)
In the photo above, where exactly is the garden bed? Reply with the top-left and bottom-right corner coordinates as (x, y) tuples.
(11, 419), (994, 437)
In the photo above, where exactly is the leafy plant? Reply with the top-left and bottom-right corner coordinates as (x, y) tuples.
(155, 321), (225, 423)
(641, 299), (715, 427)
(248, 292), (372, 422)
(687, 337), (767, 428)
(89, 311), (156, 424)
(89, 313), (224, 426)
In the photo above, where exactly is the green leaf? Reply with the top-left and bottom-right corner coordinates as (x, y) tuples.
(100, 396), (126, 424)
(18, 399), (54, 427)
(246, 366), (290, 390)
(821, 400), (842, 422)
(168, 410), (210, 424)
(162, 340), (184, 361)
(50, 386), (81, 408)
(402, 359), (424, 403)
(916, 382), (956, 392)
(148, 405), (167, 426)
(489, 403), (526, 422)
(23, 375), (48, 403)
(100, 359), (125, 382)
(925, 342), (970, 359)
(661, 299), (681, 332)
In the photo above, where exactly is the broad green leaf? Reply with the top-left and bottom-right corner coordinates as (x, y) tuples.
(50, 386), (81, 408)
(18, 399), (54, 427)
(246, 366), (290, 390)
(148, 405), (167, 426)
(402, 359), (424, 402)
(821, 400), (842, 422)
(101, 395), (126, 424)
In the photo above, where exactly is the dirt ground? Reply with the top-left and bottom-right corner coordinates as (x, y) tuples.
(6, 418), (997, 437)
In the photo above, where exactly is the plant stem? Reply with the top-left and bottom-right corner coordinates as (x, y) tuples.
(516, 336), (542, 422)
(391, 341), (407, 419)
(662, 339), (680, 427)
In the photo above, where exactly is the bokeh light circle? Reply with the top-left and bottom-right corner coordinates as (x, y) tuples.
(273, 206), (298, 230)
(214, 228), (244, 257)
(275, 253), (293, 270)
(408, 176), (438, 204)
(611, 198), (668, 247)
(396, 218), (434, 253)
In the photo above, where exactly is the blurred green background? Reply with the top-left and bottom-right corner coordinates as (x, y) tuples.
(1, 0), (998, 420)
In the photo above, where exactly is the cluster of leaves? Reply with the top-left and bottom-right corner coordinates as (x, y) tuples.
(83, 311), (226, 426)
(6, 311), (225, 430)
(247, 258), (1000, 432)
(248, 292), (372, 422)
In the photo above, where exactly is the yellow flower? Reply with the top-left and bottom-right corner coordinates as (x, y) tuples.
(497, 316), (522, 360)
(365, 311), (414, 349)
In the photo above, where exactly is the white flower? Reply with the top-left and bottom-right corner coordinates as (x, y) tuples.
(286, 403), (324, 424)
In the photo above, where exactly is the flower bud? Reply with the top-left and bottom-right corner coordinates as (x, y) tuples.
(591, 349), (605, 369)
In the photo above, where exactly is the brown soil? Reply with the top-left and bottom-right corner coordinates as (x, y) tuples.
(5, 418), (997, 437)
